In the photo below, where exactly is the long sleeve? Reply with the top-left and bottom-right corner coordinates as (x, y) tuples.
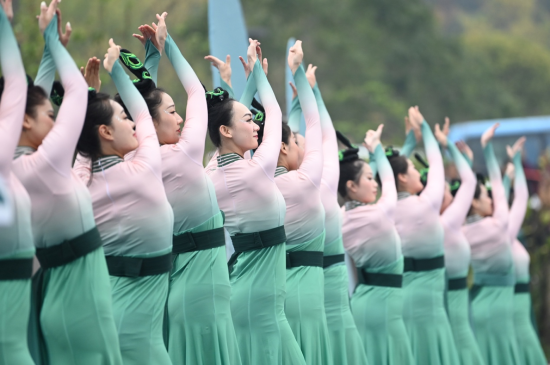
(374, 144), (397, 216)
(250, 60), (282, 177)
(441, 142), (476, 230)
(294, 65), (322, 187)
(419, 120), (445, 211)
(400, 130), (416, 157)
(287, 95), (301, 133)
(219, 78), (234, 99)
(34, 38), (56, 96)
(0, 7), (27, 178)
(483, 141), (508, 227)
(110, 61), (161, 175)
(313, 83), (339, 196)
(164, 33), (207, 164)
(38, 15), (88, 176)
(143, 40), (160, 84)
(239, 71), (256, 107)
(508, 153), (527, 240)
(503, 174), (511, 202)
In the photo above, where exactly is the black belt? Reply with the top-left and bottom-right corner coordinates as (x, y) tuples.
(357, 270), (403, 288)
(35, 227), (103, 269)
(286, 251), (324, 269)
(448, 277), (468, 291)
(0, 257), (33, 280)
(323, 254), (345, 268)
(515, 282), (530, 294)
(173, 227), (225, 254)
(106, 253), (173, 277)
(404, 255), (444, 272)
(228, 225), (286, 268)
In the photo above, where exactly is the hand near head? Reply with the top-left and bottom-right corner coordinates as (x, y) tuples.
(364, 124), (384, 153)
(289, 82), (298, 100)
(81, 57), (102, 91)
(1, 0), (13, 22)
(507, 136), (526, 159)
(103, 38), (121, 73)
(205, 55), (232, 87)
(306, 64), (317, 88)
(56, 9), (72, 46)
(288, 40), (303, 75)
(456, 140), (473, 162)
(434, 117), (451, 147)
(481, 123), (499, 148)
(38, 0), (59, 35)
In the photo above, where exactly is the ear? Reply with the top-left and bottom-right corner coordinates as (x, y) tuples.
(219, 124), (232, 139)
(22, 115), (33, 131)
(397, 173), (407, 186)
(346, 180), (357, 194)
(280, 142), (288, 155)
(98, 124), (115, 142)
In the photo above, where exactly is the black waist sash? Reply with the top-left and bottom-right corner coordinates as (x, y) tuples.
(404, 255), (445, 272)
(448, 277), (468, 291)
(173, 227), (225, 254)
(357, 269), (403, 288)
(323, 254), (345, 268)
(286, 251), (324, 269)
(0, 257), (33, 280)
(106, 253), (173, 277)
(35, 227), (103, 269)
(515, 282), (530, 294)
(228, 225), (286, 268)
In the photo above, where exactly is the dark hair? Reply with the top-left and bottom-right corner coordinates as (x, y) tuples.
(114, 88), (165, 122)
(206, 87), (234, 147)
(386, 147), (409, 189)
(336, 131), (365, 199)
(0, 76), (48, 118)
(76, 91), (114, 163)
(251, 98), (290, 146)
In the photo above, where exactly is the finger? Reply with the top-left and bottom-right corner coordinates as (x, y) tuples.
(307, 64), (313, 73)
(65, 22), (72, 37)
(263, 58), (268, 74)
(48, 0), (59, 14)
(80, 66), (85, 77)
(132, 34), (145, 41)
(204, 55), (222, 66)
(56, 8), (62, 31)
(40, 1), (48, 15)
(312, 66), (317, 74)
(435, 123), (441, 135)
(289, 82), (297, 93)
(239, 56), (247, 69)
(377, 124), (384, 134)
(152, 22), (158, 31)
(225, 54), (231, 65)
(109, 38), (116, 47)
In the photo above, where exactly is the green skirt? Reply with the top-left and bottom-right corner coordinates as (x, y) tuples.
(402, 267), (460, 365)
(110, 271), (170, 364)
(285, 232), (332, 365)
(167, 212), (241, 365)
(513, 286), (546, 365)
(470, 284), (521, 365)
(230, 240), (306, 365)
(323, 237), (368, 365)
(40, 247), (122, 365)
(0, 251), (34, 365)
(446, 287), (485, 365)
(352, 257), (414, 365)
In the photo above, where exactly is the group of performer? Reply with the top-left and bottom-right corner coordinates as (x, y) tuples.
(0, 0), (547, 364)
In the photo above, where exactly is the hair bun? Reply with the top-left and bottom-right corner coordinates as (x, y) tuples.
(50, 81), (65, 106)
(88, 87), (98, 99)
(26, 74), (34, 87)
(119, 48), (156, 94)
(384, 146), (400, 158)
(205, 87), (230, 107)
(336, 130), (360, 163)
(0, 77), (4, 98)
(450, 178), (461, 197)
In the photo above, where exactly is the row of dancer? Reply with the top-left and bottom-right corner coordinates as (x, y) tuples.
(0, 1), (546, 364)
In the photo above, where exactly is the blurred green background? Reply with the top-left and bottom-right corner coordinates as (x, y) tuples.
(8, 0), (550, 354)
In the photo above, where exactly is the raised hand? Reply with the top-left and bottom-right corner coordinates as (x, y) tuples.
(434, 117), (450, 147)
(505, 162), (515, 180)
(103, 38), (121, 73)
(407, 106), (424, 130)
(133, 25), (155, 47)
(239, 38), (261, 79)
(507, 136), (526, 158)
(305, 64), (317, 88)
(404, 116), (422, 142)
(288, 40), (303, 75)
(364, 124), (384, 153)
(456, 140), (474, 162)
(481, 123), (499, 148)
(81, 57), (102, 91)
(1, 0), (13, 22)
(56, 9), (72, 47)
(38, 0), (59, 35)
(151, 12), (168, 53)
(205, 55), (232, 87)
(289, 82), (298, 100)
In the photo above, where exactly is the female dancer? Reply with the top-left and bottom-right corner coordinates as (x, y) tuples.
(462, 123), (521, 365)
(123, 14), (241, 364)
(74, 38), (173, 364)
(340, 126), (415, 365)
(390, 107), (459, 365)
(273, 48), (332, 365)
(0, 4), (34, 364)
(205, 39), (306, 365)
(432, 119), (485, 365)
(12, 1), (122, 364)
(505, 139), (547, 365)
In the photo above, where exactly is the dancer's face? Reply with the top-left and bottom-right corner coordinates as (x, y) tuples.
(154, 93), (183, 145)
(283, 132), (304, 171)
(472, 184), (493, 217)
(398, 159), (424, 194)
(22, 99), (55, 149)
(440, 182), (453, 213)
(347, 162), (378, 204)
(222, 101), (259, 153)
(106, 100), (138, 156)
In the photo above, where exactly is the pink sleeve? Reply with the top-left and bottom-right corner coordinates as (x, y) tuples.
(373, 144), (397, 216)
(508, 153), (527, 239)
(0, 9), (27, 178)
(38, 16), (88, 176)
(313, 85), (339, 195)
(164, 34), (207, 164)
(250, 61), (282, 177)
(484, 142), (508, 227)
(419, 121), (445, 211)
(109, 61), (161, 177)
(441, 142), (476, 230)
(294, 66), (323, 187)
